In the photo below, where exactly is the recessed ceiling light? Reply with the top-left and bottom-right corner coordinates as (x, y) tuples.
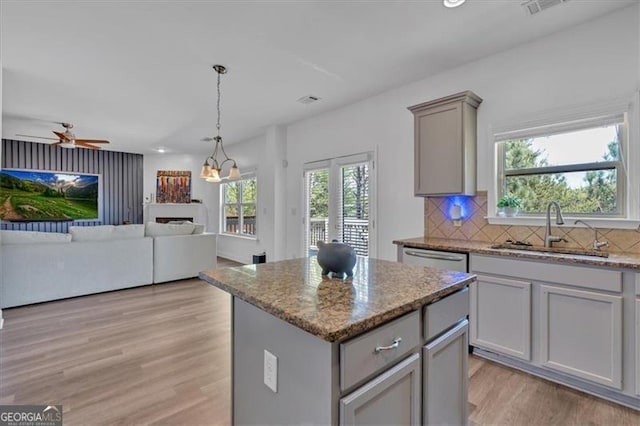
(443, 0), (466, 8)
(156, 147), (166, 153)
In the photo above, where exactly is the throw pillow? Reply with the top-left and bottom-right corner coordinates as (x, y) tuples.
(69, 225), (115, 242)
(112, 224), (145, 240)
(145, 221), (196, 237)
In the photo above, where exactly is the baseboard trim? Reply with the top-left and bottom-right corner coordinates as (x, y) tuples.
(473, 347), (640, 411)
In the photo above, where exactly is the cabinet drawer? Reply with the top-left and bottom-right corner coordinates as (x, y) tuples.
(423, 287), (469, 340)
(472, 254), (621, 293)
(340, 310), (420, 392)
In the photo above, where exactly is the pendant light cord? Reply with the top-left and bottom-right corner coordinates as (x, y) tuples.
(216, 69), (222, 139)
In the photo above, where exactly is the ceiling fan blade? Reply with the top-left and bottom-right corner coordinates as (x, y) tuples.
(74, 138), (110, 144)
(53, 131), (71, 141)
(15, 134), (60, 141)
(75, 142), (101, 150)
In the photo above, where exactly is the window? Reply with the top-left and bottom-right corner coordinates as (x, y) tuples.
(222, 175), (257, 236)
(496, 113), (628, 217)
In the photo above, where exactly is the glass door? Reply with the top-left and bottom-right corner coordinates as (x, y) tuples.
(303, 152), (375, 257)
(340, 162), (370, 256)
(304, 167), (330, 256)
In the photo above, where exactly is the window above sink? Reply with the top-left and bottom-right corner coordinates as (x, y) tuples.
(488, 93), (640, 230)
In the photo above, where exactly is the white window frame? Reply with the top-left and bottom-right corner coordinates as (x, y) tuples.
(488, 93), (640, 229)
(221, 173), (258, 239)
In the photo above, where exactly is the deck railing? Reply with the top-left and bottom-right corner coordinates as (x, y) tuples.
(224, 216), (256, 235)
(309, 217), (369, 256)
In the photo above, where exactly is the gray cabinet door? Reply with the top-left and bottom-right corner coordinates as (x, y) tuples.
(423, 319), (469, 426)
(409, 91), (481, 196)
(340, 353), (421, 426)
(414, 102), (463, 195)
(470, 274), (532, 360)
(540, 285), (623, 389)
(636, 298), (640, 396)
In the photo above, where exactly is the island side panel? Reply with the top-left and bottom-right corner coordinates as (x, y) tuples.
(233, 298), (337, 425)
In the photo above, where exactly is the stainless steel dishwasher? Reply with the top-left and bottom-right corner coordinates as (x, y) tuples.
(400, 247), (468, 272)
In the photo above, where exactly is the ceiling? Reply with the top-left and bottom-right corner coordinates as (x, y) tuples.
(1, 0), (636, 155)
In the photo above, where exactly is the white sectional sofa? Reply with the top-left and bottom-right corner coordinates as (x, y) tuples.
(1, 223), (217, 308)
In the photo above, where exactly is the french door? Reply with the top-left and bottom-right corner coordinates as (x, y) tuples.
(303, 152), (375, 257)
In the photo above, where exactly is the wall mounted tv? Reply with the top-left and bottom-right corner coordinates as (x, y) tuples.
(0, 169), (101, 222)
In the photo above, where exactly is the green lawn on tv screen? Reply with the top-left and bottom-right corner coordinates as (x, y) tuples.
(0, 189), (98, 220)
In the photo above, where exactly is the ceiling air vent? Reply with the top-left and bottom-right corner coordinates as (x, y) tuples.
(297, 95), (321, 105)
(522, 0), (569, 16)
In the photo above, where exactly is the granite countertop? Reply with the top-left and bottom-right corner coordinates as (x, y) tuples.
(199, 257), (475, 343)
(393, 237), (640, 270)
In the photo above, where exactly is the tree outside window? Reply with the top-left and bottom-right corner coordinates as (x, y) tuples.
(223, 176), (257, 236)
(498, 120), (625, 216)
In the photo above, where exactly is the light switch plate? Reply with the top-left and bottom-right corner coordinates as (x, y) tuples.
(264, 349), (278, 392)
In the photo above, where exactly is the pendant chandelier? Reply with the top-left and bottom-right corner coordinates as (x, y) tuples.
(200, 65), (240, 182)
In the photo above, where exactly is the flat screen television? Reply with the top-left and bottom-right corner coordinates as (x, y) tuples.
(0, 169), (101, 222)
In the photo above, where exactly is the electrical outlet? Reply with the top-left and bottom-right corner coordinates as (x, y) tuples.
(264, 350), (278, 392)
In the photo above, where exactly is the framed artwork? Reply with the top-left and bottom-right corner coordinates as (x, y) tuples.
(156, 170), (191, 203)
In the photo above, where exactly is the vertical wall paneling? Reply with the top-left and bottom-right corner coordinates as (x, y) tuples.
(1, 139), (144, 232)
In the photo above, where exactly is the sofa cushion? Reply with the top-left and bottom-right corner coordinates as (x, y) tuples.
(113, 224), (145, 240)
(145, 221), (195, 237)
(167, 220), (205, 234)
(69, 225), (115, 242)
(1, 230), (72, 245)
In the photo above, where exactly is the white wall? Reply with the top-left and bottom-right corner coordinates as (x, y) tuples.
(142, 5), (639, 264)
(143, 133), (286, 264)
(285, 5), (640, 261)
(143, 154), (219, 231)
(214, 135), (268, 263)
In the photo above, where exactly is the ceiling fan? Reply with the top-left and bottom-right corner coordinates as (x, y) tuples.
(16, 123), (110, 150)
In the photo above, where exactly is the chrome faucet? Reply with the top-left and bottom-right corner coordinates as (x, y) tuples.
(574, 219), (609, 251)
(544, 201), (566, 248)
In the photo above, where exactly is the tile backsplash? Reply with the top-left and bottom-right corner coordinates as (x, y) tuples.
(425, 191), (640, 254)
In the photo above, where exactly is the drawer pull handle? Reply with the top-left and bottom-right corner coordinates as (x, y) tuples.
(374, 337), (402, 353)
(405, 251), (465, 262)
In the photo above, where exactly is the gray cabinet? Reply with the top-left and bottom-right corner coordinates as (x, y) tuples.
(636, 274), (640, 396)
(539, 285), (623, 389)
(423, 319), (469, 426)
(636, 298), (640, 396)
(470, 274), (532, 360)
(408, 91), (482, 196)
(340, 353), (421, 426)
(470, 254), (639, 408)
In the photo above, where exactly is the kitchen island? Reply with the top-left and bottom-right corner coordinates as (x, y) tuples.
(199, 257), (476, 425)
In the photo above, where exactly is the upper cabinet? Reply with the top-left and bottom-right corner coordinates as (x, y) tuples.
(408, 91), (482, 196)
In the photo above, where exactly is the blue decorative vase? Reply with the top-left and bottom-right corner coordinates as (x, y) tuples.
(316, 240), (357, 278)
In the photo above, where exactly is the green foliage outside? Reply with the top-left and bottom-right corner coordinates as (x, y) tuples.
(342, 165), (369, 219)
(307, 165), (369, 219)
(503, 129), (620, 214)
(223, 177), (257, 234)
(308, 169), (329, 218)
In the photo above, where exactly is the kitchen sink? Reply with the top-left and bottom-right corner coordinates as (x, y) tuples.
(489, 243), (609, 258)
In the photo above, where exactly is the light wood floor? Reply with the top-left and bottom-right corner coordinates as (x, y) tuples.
(1, 258), (638, 425)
